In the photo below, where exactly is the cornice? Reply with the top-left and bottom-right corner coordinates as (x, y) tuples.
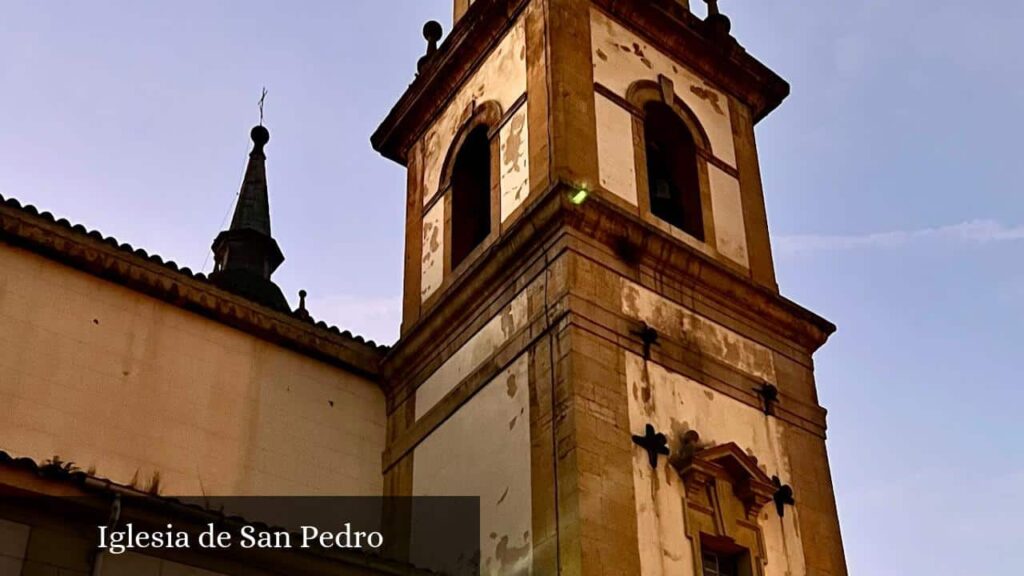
(0, 195), (387, 380)
(594, 0), (790, 122)
(383, 183), (835, 392)
(371, 0), (531, 164)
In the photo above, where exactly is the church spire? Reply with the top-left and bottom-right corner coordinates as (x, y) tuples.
(229, 125), (273, 236)
(210, 125), (288, 312)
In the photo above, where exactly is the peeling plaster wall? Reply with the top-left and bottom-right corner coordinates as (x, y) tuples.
(500, 104), (531, 222)
(415, 278), (538, 419)
(594, 92), (639, 205)
(417, 17), (529, 304)
(421, 200), (445, 301)
(590, 8), (752, 270)
(421, 18), (528, 208)
(413, 354), (533, 576)
(621, 280), (775, 382)
(708, 165), (750, 268)
(590, 8), (735, 168)
(625, 353), (807, 576)
(0, 245), (385, 496)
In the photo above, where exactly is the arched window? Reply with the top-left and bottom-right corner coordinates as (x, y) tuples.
(449, 124), (492, 270)
(643, 100), (705, 240)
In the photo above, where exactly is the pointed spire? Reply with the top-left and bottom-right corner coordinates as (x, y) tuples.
(210, 125), (288, 312)
(229, 125), (273, 236)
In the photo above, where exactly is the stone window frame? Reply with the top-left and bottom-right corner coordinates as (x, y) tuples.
(436, 99), (504, 281)
(626, 76), (718, 248)
(674, 441), (775, 576)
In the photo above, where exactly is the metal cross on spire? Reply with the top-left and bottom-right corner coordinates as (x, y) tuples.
(703, 0), (721, 16)
(258, 87), (268, 126)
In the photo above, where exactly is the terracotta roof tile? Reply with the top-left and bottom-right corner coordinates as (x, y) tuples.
(0, 193), (390, 359)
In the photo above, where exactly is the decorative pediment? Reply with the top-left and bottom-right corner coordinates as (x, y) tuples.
(674, 442), (775, 520)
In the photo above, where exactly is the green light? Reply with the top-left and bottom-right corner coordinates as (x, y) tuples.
(569, 189), (589, 205)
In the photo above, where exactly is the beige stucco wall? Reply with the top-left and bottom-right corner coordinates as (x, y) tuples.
(499, 103), (531, 223)
(410, 275), (539, 574)
(594, 92), (639, 205)
(413, 354), (533, 576)
(622, 280), (775, 382)
(590, 8), (751, 269)
(421, 200), (445, 301)
(420, 18), (527, 208)
(709, 165), (750, 268)
(590, 8), (735, 167)
(0, 244), (385, 496)
(620, 281), (805, 575)
(415, 277), (536, 419)
(625, 354), (806, 576)
(419, 16), (529, 303)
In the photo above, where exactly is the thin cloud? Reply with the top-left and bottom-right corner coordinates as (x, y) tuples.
(777, 219), (1024, 255)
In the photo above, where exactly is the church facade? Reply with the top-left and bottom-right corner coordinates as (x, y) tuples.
(0, 1), (848, 575)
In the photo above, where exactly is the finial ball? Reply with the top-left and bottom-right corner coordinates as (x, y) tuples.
(423, 20), (443, 43)
(250, 125), (270, 146)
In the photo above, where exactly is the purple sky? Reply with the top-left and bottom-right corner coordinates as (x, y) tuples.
(2, 1), (1023, 573)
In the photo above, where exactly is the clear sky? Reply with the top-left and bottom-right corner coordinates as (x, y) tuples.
(1, 1), (1021, 573)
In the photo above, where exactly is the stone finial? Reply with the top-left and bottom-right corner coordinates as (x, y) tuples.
(417, 21), (444, 73)
(703, 0), (732, 39)
(296, 289), (311, 320)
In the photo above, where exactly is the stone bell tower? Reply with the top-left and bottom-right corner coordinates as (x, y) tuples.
(373, 1), (848, 575)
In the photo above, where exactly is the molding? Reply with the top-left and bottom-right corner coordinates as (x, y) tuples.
(591, 1), (790, 123)
(386, 182), (835, 396)
(0, 199), (386, 379)
(372, 0), (532, 164)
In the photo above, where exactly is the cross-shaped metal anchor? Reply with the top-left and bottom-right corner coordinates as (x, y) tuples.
(772, 476), (795, 517)
(632, 424), (670, 469)
(633, 322), (659, 360)
(755, 382), (779, 416)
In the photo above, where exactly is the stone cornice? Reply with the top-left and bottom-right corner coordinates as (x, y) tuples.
(0, 196), (387, 380)
(371, 0), (531, 165)
(384, 183), (835, 393)
(594, 0), (790, 122)
(565, 192), (837, 351)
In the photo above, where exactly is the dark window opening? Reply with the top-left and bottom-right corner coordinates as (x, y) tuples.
(702, 549), (738, 576)
(643, 101), (704, 240)
(701, 542), (752, 576)
(450, 125), (492, 269)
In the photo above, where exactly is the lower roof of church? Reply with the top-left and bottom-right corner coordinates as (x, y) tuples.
(0, 193), (388, 379)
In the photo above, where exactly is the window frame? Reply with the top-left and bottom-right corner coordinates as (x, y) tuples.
(627, 77), (717, 247)
(437, 100), (503, 279)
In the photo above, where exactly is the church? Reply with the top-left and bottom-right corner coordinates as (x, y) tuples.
(0, 0), (848, 574)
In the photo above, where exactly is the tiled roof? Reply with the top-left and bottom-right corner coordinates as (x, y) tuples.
(0, 193), (389, 373)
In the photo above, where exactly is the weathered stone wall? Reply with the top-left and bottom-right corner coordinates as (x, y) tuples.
(625, 354), (806, 576)
(413, 354), (533, 575)
(416, 16), (529, 304)
(590, 7), (752, 270)
(0, 244), (385, 496)
(560, 237), (843, 576)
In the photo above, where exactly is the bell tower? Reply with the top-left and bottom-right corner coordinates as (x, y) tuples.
(374, 1), (848, 574)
